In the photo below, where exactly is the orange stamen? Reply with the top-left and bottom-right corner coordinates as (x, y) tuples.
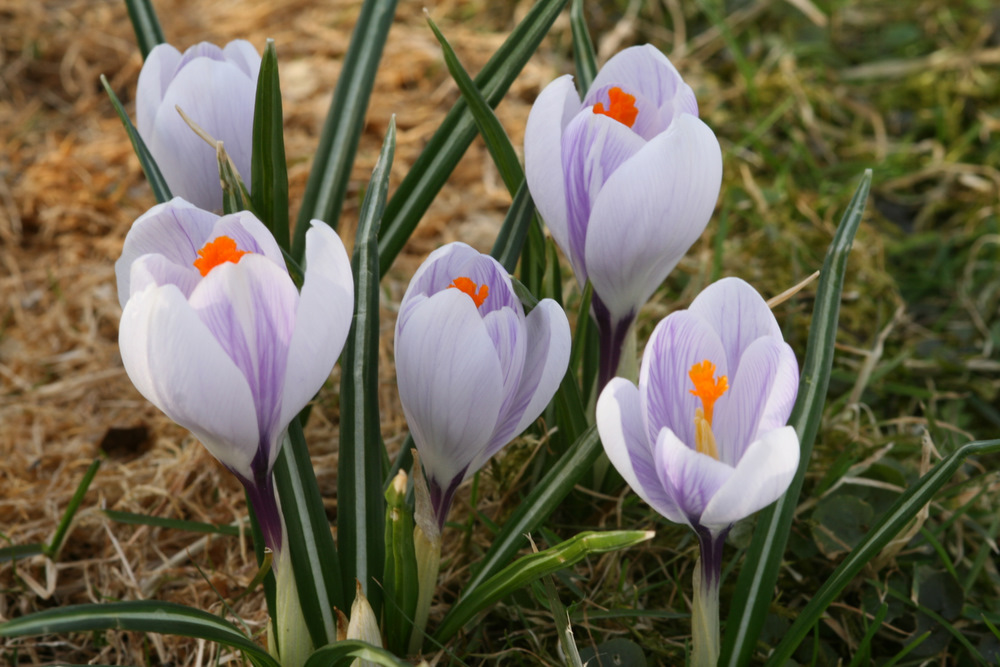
(592, 87), (639, 128)
(688, 360), (728, 426)
(193, 235), (250, 277)
(448, 276), (489, 308)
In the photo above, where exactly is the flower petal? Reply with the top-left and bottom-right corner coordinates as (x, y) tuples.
(136, 43), (181, 139)
(119, 283), (259, 479)
(483, 298), (570, 462)
(561, 111), (647, 282)
(688, 277), (783, 369)
(585, 114), (722, 326)
(640, 311), (726, 453)
(597, 378), (686, 524)
(699, 426), (799, 530)
(148, 58), (256, 210)
(129, 253), (201, 298)
(714, 337), (798, 465)
(395, 289), (504, 490)
(115, 198), (219, 306)
(524, 75), (579, 271)
(279, 222), (354, 452)
(222, 40), (262, 78)
(212, 210), (286, 268)
(654, 426), (733, 527)
(583, 44), (689, 112)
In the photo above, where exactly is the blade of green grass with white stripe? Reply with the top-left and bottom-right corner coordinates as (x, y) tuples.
(764, 437), (1000, 666)
(720, 169), (872, 667)
(272, 418), (343, 649)
(446, 426), (604, 611)
(490, 181), (536, 274)
(338, 118), (396, 618)
(303, 640), (413, 667)
(100, 75), (171, 203)
(250, 39), (290, 252)
(426, 14), (523, 197)
(378, 0), (570, 277)
(123, 0), (164, 59)
(569, 0), (597, 95)
(0, 601), (278, 667)
(290, 0), (398, 260)
(434, 530), (653, 643)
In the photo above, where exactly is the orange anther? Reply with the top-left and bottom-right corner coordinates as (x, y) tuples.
(193, 235), (249, 277)
(593, 87), (639, 128)
(448, 276), (489, 308)
(688, 360), (728, 425)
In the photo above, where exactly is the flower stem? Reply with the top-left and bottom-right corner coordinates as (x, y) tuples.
(692, 530), (725, 667)
(591, 296), (634, 392)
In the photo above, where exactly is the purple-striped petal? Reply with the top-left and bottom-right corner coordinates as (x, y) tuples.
(119, 283), (259, 479)
(401, 242), (518, 318)
(688, 278), (783, 369)
(583, 44), (691, 113)
(654, 427), (733, 526)
(561, 111), (647, 283)
(395, 288), (504, 490)
(699, 426), (799, 530)
(524, 75), (579, 268)
(598, 378), (686, 524)
(222, 40), (262, 78)
(136, 44), (182, 139)
(129, 253), (201, 298)
(640, 311), (727, 455)
(278, 222), (354, 456)
(481, 307), (527, 436)
(211, 210), (285, 268)
(584, 114), (722, 326)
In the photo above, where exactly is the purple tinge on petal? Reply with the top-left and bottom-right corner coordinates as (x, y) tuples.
(115, 198), (220, 307)
(583, 44), (687, 112)
(687, 277), (783, 371)
(241, 469), (284, 552)
(129, 253), (202, 299)
(587, 84), (667, 141)
(597, 378), (687, 525)
(712, 337), (793, 466)
(187, 255), (299, 458)
(401, 243), (520, 317)
(175, 41), (227, 71)
(654, 427), (734, 526)
(211, 211), (287, 268)
(481, 308), (527, 434)
(560, 112), (647, 282)
(222, 40), (262, 79)
(640, 311), (727, 453)
(136, 44), (182, 138)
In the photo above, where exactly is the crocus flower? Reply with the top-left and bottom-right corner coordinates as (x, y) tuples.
(596, 277), (799, 666)
(525, 44), (723, 388)
(395, 242), (571, 528)
(115, 197), (353, 551)
(137, 40), (260, 211)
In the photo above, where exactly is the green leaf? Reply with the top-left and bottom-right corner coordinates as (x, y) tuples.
(719, 169), (871, 666)
(273, 419), (344, 649)
(426, 15), (524, 196)
(490, 181), (537, 274)
(124, 0), (165, 60)
(763, 438), (1000, 666)
(291, 0), (399, 260)
(46, 458), (101, 558)
(569, 0), (597, 95)
(434, 530), (653, 642)
(378, 0), (570, 276)
(100, 75), (171, 203)
(382, 471), (418, 654)
(250, 39), (290, 252)
(0, 543), (45, 564)
(445, 427), (604, 616)
(0, 600), (278, 667)
(338, 118), (396, 617)
(303, 639), (412, 667)
(103, 510), (241, 537)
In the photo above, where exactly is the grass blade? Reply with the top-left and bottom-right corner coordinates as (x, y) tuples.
(273, 419), (344, 648)
(303, 640), (412, 667)
(338, 118), (396, 616)
(104, 510), (241, 537)
(490, 181), (536, 274)
(46, 458), (100, 558)
(426, 15), (524, 197)
(445, 426), (603, 612)
(0, 543), (45, 564)
(720, 170), (872, 667)
(251, 39), (290, 251)
(123, 0), (164, 59)
(378, 0), (570, 276)
(291, 0), (398, 260)
(434, 530), (653, 642)
(569, 0), (597, 94)
(100, 75), (171, 203)
(0, 600), (278, 667)
(764, 438), (1000, 666)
